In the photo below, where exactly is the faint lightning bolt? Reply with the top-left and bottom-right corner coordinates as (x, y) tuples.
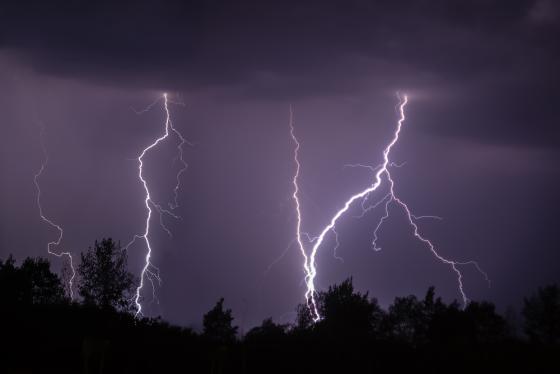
(33, 124), (75, 300)
(289, 105), (320, 317)
(290, 94), (488, 322)
(125, 93), (189, 316)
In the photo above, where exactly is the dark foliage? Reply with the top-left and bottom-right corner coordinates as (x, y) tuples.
(203, 297), (238, 344)
(0, 253), (558, 373)
(315, 277), (386, 339)
(523, 284), (560, 345)
(245, 318), (288, 343)
(0, 255), (65, 306)
(78, 238), (135, 311)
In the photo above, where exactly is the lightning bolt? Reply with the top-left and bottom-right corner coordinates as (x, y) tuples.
(290, 94), (488, 322)
(33, 124), (75, 300)
(125, 93), (189, 316)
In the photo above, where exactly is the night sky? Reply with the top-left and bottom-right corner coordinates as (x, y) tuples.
(1, 0), (559, 330)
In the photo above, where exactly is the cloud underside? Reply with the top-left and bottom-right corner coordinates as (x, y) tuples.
(1, 0), (558, 145)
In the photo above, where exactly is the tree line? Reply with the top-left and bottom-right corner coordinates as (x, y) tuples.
(0, 237), (558, 373)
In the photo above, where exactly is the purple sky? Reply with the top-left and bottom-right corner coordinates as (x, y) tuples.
(1, 0), (559, 329)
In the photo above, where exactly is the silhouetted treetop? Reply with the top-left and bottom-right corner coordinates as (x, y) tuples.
(296, 278), (386, 338)
(2, 249), (559, 374)
(463, 301), (508, 343)
(0, 255), (65, 306)
(203, 297), (238, 344)
(245, 318), (288, 343)
(77, 238), (135, 311)
(388, 294), (425, 344)
(523, 284), (560, 345)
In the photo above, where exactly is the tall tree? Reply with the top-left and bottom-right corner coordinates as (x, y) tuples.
(203, 298), (238, 344)
(77, 238), (135, 311)
(523, 284), (560, 345)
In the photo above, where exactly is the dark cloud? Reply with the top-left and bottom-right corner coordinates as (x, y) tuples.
(1, 0), (558, 146)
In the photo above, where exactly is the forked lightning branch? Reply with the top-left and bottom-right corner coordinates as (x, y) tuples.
(289, 94), (489, 321)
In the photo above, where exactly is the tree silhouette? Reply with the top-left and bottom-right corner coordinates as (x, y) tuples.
(77, 238), (135, 311)
(317, 277), (385, 338)
(20, 257), (66, 304)
(245, 318), (288, 343)
(294, 278), (386, 339)
(0, 255), (20, 304)
(0, 255), (65, 306)
(463, 301), (508, 344)
(203, 297), (238, 344)
(0, 257), (558, 373)
(523, 284), (560, 345)
(387, 287), (448, 345)
(387, 294), (424, 343)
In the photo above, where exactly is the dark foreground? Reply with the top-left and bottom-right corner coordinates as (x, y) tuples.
(1, 248), (558, 373)
(2, 289), (559, 374)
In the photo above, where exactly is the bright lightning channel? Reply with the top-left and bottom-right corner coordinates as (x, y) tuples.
(290, 94), (488, 322)
(33, 124), (75, 300)
(125, 93), (188, 317)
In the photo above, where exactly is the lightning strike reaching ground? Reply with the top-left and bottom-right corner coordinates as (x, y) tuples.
(290, 94), (488, 322)
(125, 93), (189, 316)
(33, 124), (75, 299)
